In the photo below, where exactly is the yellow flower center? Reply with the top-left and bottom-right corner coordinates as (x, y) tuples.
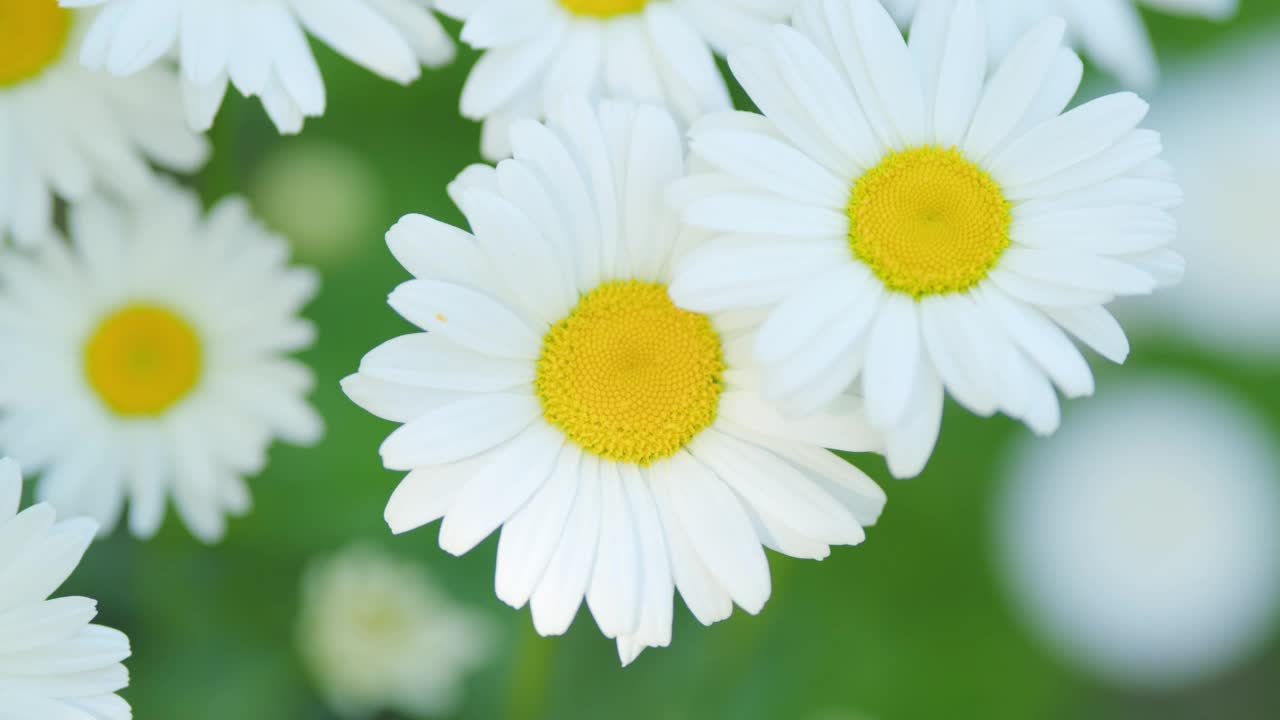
(535, 280), (724, 465)
(558, 0), (648, 18)
(848, 146), (1012, 297)
(0, 0), (72, 88)
(84, 304), (203, 417)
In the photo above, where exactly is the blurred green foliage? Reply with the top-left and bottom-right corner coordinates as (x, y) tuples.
(58, 4), (1280, 719)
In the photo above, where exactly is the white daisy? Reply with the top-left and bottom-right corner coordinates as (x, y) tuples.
(996, 376), (1280, 688)
(437, 0), (798, 159)
(343, 98), (887, 665)
(669, 0), (1183, 477)
(882, 0), (1237, 89)
(0, 458), (132, 720)
(0, 0), (208, 247)
(1134, 36), (1280, 354)
(62, 0), (456, 134)
(297, 543), (496, 718)
(0, 182), (323, 543)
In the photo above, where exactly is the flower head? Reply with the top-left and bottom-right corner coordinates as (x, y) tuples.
(0, 182), (322, 543)
(670, 0), (1182, 477)
(0, 458), (132, 719)
(344, 98), (887, 664)
(439, 0), (798, 158)
(64, 0), (456, 133)
(0, 1), (208, 246)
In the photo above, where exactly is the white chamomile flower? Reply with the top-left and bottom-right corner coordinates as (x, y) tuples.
(997, 376), (1280, 688)
(0, 0), (208, 247)
(1136, 36), (1280, 355)
(438, 0), (798, 159)
(298, 543), (496, 719)
(343, 98), (887, 665)
(882, 0), (1237, 89)
(670, 0), (1183, 477)
(62, 0), (456, 134)
(0, 182), (323, 544)
(0, 458), (132, 720)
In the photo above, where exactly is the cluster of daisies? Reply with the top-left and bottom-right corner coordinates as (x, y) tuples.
(0, 0), (1234, 714)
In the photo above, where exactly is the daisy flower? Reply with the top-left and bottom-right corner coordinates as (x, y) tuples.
(0, 0), (208, 246)
(997, 376), (1280, 688)
(669, 0), (1183, 477)
(343, 98), (887, 664)
(297, 543), (496, 718)
(437, 0), (798, 159)
(61, 0), (456, 134)
(0, 182), (323, 543)
(1137, 36), (1280, 355)
(882, 0), (1237, 89)
(0, 458), (132, 720)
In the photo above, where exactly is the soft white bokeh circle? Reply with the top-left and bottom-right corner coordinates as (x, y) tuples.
(996, 375), (1280, 688)
(1131, 36), (1280, 354)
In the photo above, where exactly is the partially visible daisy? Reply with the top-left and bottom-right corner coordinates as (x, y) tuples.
(670, 0), (1182, 477)
(0, 457), (132, 719)
(0, 182), (323, 543)
(1134, 36), (1280, 354)
(298, 543), (496, 718)
(438, 0), (797, 159)
(62, 0), (456, 134)
(0, 0), (208, 246)
(882, 0), (1237, 89)
(996, 376), (1280, 688)
(344, 98), (887, 664)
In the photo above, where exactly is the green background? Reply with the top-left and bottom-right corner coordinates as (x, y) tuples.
(56, 3), (1280, 719)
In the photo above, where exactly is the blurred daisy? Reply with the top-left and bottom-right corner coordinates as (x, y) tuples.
(298, 543), (495, 718)
(1136, 37), (1280, 354)
(344, 98), (887, 664)
(63, 0), (456, 134)
(670, 0), (1182, 477)
(438, 0), (797, 159)
(0, 182), (322, 543)
(881, 0), (1236, 89)
(997, 376), (1280, 688)
(0, 0), (208, 246)
(0, 458), (132, 720)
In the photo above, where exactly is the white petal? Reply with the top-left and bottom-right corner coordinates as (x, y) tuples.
(440, 422), (564, 556)
(388, 280), (542, 359)
(862, 294), (921, 428)
(664, 451), (769, 614)
(585, 462), (643, 638)
(495, 444), (583, 609)
(378, 393), (539, 470)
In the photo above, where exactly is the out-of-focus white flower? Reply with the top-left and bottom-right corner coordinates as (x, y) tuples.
(0, 1), (208, 246)
(1133, 36), (1280, 355)
(996, 375), (1280, 688)
(0, 182), (322, 544)
(882, 0), (1237, 89)
(297, 543), (495, 719)
(438, 0), (798, 159)
(0, 457), (132, 720)
(251, 139), (383, 267)
(61, 0), (455, 134)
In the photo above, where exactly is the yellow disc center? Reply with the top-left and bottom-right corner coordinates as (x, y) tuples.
(848, 146), (1011, 297)
(558, 0), (648, 18)
(85, 304), (203, 417)
(0, 0), (72, 88)
(535, 280), (724, 465)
